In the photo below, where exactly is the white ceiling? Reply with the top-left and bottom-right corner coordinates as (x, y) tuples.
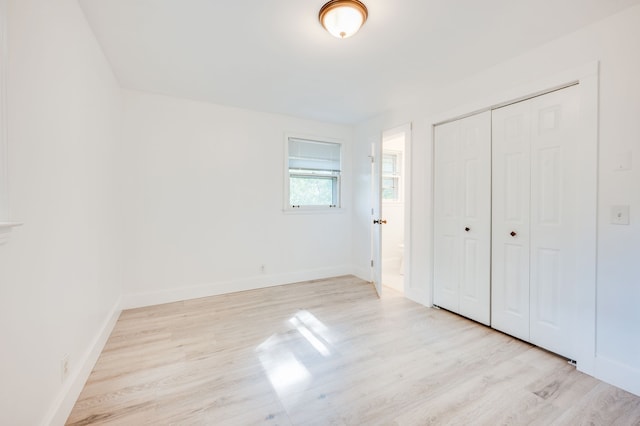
(78, 0), (640, 124)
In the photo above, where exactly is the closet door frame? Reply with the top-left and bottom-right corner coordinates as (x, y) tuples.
(427, 62), (598, 376)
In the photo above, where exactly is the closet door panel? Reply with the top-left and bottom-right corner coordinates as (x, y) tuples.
(434, 121), (461, 313)
(529, 85), (580, 359)
(458, 112), (491, 325)
(491, 102), (531, 341)
(434, 111), (491, 324)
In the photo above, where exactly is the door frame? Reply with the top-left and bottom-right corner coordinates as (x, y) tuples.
(426, 61), (598, 376)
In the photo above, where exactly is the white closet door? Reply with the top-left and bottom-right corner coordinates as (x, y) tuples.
(434, 111), (491, 325)
(491, 100), (532, 341)
(529, 85), (579, 359)
(434, 120), (461, 313)
(458, 112), (492, 324)
(492, 85), (579, 359)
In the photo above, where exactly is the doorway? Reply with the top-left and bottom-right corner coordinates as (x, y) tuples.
(380, 125), (410, 296)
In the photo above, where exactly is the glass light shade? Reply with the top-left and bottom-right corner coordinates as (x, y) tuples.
(319, 0), (368, 39)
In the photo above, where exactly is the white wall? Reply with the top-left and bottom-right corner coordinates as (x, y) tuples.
(120, 90), (354, 308)
(353, 4), (640, 396)
(0, 0), (8, 224)
(0, 0), (123, 425)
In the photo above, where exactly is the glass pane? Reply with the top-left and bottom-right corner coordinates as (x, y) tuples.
(290, 175), (335, 206)
(382, 177), (399, 201)
(382, 154), (397, 174)
(382, 177), (395, 190)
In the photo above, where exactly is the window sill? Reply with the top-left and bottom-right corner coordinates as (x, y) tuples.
(283, 207), (346, 215)
(0, 222), (23, 245)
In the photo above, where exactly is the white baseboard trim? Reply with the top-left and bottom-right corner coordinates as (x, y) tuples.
(351, 265), (371, 284)
(405, 287), (429, 307)
(42, 298), (122, 426)
(122, 266), (355, 309)
(592, 355), (640, 397)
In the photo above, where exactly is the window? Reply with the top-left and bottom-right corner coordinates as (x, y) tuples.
(382, 151), (401, 202)
(287, 137), (341, 209)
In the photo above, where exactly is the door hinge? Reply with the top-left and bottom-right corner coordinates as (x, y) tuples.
(371, 260), (374, 267)
(368, 155), (374, 163)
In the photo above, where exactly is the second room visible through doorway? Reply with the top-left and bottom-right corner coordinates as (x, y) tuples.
(381, 127), (408, 295)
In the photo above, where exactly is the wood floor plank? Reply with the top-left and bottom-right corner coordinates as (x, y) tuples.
(67, 276), (640, 425)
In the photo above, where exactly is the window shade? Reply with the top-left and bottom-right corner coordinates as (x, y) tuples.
(288, 138), (341, 172)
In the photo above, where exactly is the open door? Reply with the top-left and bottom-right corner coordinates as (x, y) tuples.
(370, 142), (383, 297)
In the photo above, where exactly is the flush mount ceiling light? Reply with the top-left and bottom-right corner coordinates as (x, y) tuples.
(319, 0), (368, 39)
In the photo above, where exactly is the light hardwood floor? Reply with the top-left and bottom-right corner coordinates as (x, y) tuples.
(67, 276), (640, 425)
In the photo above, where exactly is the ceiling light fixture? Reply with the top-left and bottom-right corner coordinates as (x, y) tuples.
(319, 0), (368, 39)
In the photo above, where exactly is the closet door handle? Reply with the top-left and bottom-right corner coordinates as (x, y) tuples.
(465, 227), (470, 232)
(510, 231), (517, 237)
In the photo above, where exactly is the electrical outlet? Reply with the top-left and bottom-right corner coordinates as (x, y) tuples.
(61, 354), (70, 382)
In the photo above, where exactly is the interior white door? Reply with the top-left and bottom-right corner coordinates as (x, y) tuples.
(458, 112), (492, 324)
(491, 100), (532, 341)
(370, 142), (382, 297)
(528, 85), (580, 359)
(434, 111), (491, 325)
(434, 120), (460, 312)
(492, 85), (579, 359)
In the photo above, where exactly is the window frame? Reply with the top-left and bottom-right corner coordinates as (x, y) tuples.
(381, 149), (403, 204)
(284, 134), (343, 212)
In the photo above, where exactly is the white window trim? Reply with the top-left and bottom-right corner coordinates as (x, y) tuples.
(0, 0), (22, 245)
(381, 149), (403, 204)
(283, 133), (345, 214)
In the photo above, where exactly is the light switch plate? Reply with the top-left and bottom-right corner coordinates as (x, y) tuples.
(611, 205), (630, 225)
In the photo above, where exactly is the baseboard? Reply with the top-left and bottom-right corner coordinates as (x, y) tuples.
(42, 298), (122, 426)
(122, 266), (354, 309)
(351, 265), (371, 283)
(405, 287), (429, 307)
(591, 355), (640, 397)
